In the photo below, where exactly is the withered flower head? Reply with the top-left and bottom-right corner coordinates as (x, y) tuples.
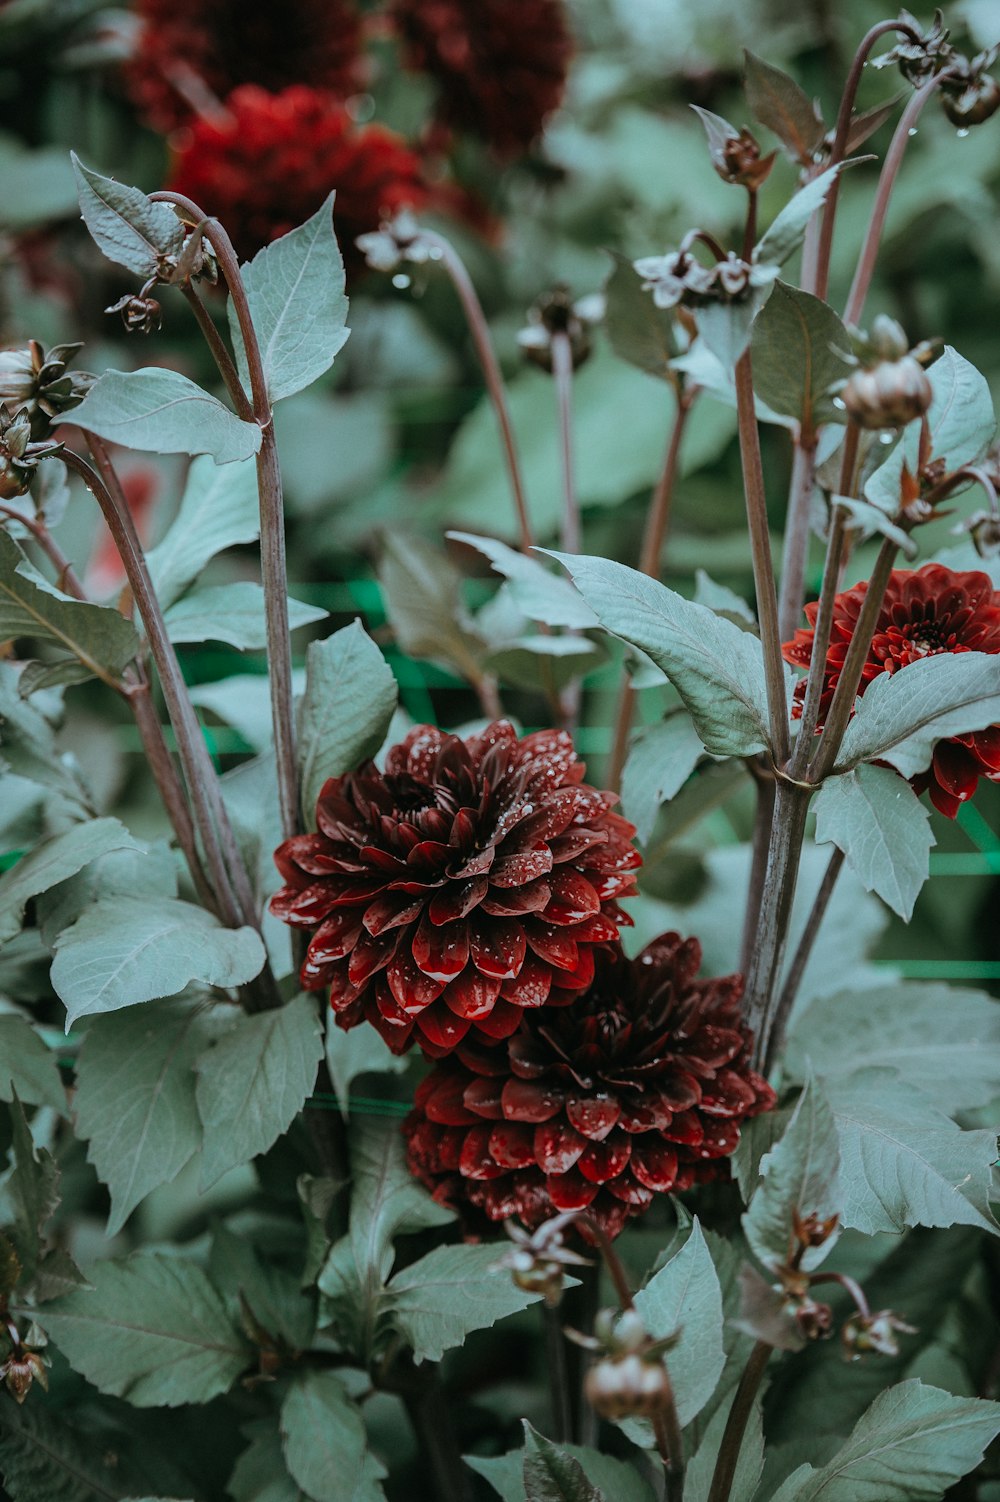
(0, 341), (91, 439)
(842, 1308), (917, 1359)
(492, 1212), (591, 1307)
(517, 286), (603, 373)
(871, 10), (955, 86)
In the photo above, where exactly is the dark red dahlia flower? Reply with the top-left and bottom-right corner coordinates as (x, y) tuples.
(125, 0), (363, 133)
(167, 85), (425, 264)
(404, 934), (775, 1238)
(784, 562), (1000, 817)
(271, 722), (640, 1057)
(390, 0), (572, 156)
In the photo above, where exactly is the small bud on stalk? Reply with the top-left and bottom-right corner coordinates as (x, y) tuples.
(1, 1346), (48, 1403)
(0, 405), (62, 500)
(575, 1307), (680, 1422)
(517, 286), (602, 373)
(106, 291), (163, 334)
(0, 341), (92, 439)
(841, 1309), (917, 1360)
(836, 316), (934, 430)
(493, 1214), (591, 1309)
(939, 48), (1000, 127)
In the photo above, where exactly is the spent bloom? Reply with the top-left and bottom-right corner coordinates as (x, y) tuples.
(784, 562), (1000, 817)
(270, 722), (640, 1057)
(167, 85), (425, 264)
(403, 933), (774, 1237)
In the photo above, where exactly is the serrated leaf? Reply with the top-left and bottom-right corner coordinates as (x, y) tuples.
(844, 93), (905, 151)
(835, 651), (1000, 776)
(195, 991), (323, 1188)
(814, 764), (934, 920)
(36, 839), (178, 947)
(749, 281), (851, 436)
(347, 1119), (454, 1287)
(548, 552), (785, 756)
(621, 713), (706, 843)
(298, 621), (398, 827)
(522, 1425), (607, 1502)
(469, 1445), (653, 1502)
(228, 192), (349, 404)
(68, 368), (262, 464)
(163, 581), (326, 649)
(0, 528), (140, 688)
(834, 495), (917, 555)
(693, 569), (756, 622)
(230, 1420), (308, 1502)
(325, 1023), (406, 1119)
(50, 895), (266, 1026)
(0, 1013), (64, 1110)
(74, 994), (222, 1235)
(71, 154), (183, 276)
(768, 1380), (1000, 1502)
(36, 1252), (248, 1406)
(823, 1070), (998, 1236)
(0, 816), (142, 945)
(0, 1398), (134, 1502)
(744, 52), (824, 162)
(787, 982), (1000, 1115)
(378, 534), (487, 681)
(387, 1243), (542, 1363)
(210, 1224), (316, 1351)
(743, 1081), (840, 1271)
(448, 531), (598, 629)
(146, 453), (260, 610)
(7, 1094), (59, 1282)
(603, 250), (681, 382)
(280, 1371), (386, 1502)
(485, 635), (604, 693)
(630, 1219), (724, 1429)
(754, 164), (848, 268)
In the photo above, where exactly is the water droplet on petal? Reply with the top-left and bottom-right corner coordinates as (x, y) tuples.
(907, 126), (919, 137)
(392, 273), (411, 289)
(957, 127), (970, 138)
(879, 431), (894, 444)
(832, 396), (846, 410)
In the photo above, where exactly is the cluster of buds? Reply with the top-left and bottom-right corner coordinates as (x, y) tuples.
(355, 209), (440, 276)
(577, 1308), (678, 1422)
(517, 286), (604, 373)
(0, 341), (92, 440)
(873, 11), (1000, 128)
(693, 108), (777, 191)
(835, 315), (934, 430)
(493, 1214), (591, 1308)
(0, 405), (63, 501)
(635, 245), (775, 312)
(774, 1264), (835, 1343)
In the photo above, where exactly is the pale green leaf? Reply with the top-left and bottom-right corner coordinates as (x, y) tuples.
(68, 368), (262, 464)
(814, 764), (935, 920)
(749, 281), (850, 434)
(0, 1013), (63, 1110)
(621, 713), (706, 843)
(325, 1023), (407, 1118)
(387, 1243), (541, 1363)
(71, 155), (183, 276)
(448, 531), (598, 629)
(209, 1225), (316, 1351)
(0, 817), (141, 945)
(754, 164), (846, 267)
(743, 1081), (840, 1271)
(347, 1119), (454, 1287)
(146, 453), (260, 609)
(378, 534), (486, 681)
(630, 1219), (724, 1428)
(280, 1371), (386, 1502)
(603, 249), (680, 381)
(163, 582), (326, 649)
(522, 1425), (607, 1502)
(835, 651), (1000, 776)
(298, 621), (398, 827)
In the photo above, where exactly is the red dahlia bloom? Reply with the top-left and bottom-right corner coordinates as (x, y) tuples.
(167, 85), (425, 264)
(784, 562), (1000, 817)
(271, 722), (640, 1057)
(404, 934), (775, 1238)
(125, 0), (363, 133)
(390, 0), (572, 156)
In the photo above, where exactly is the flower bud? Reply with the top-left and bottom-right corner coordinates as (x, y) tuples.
(941, 73), (1000, 127)
(0, 347), (42, 410)
(105, 293), (162, 334)
(517, 286), (599, 373)
(792, 1210), (840, 1250)
(1, 1348), (47, 1404)
(841, 1308), (916, 1360)
(584, 1351), (672, 1420)
(792, 1295), (834, 1342)
(0, 340), (91, 438)
(493, 1213), (591, 1308)
(841, 357), (933, 429)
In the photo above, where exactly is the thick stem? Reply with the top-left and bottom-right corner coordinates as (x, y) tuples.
(605, 391), (693, 790)
(776, 439), (818, 646)
(544, 1305), (573, 1444)
(734, 351), (790, 765)
(843, 72), (949, 327)
(551, 331), (579, 558)
(765, 845), (844, 1072)
(180, 283), (253, 419)
(743, 781), (812, 1065)
(706, 1341), (772, 1502)
(812, 18), (921, 301)
(740, 773), (776, 976)
(418, 229), (534, 554)
(0, 504), (86, 600)
(400, 1376), (470, 1502)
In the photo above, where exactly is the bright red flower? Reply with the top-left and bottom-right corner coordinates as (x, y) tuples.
(125, 0), (364, 133)
(390, 0), (572, 156)
(784, 562), (1000, 817)
(404, 934), (775, 1239)
(167, 85), (425, 264)
(271, 722), (640, 1058)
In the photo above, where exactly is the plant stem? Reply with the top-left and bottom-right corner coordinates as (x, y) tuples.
(812, 17), (921, 301)
(544, 1305), (573, 1444)
(740, 773), (776, 976)
(180, 283), (253, 418)
(706, 1341), (772, 1502)
(399, 1373), (470, 1502)
(743, 780), (812, 1066)
(551, 331), (579, 558)
(151, 189), (300, 845)
(734, 350), (790, 765)
(764, 845), (844, 1072)
(61, 442), (252, 933)
(843, 72), (949, 327)
(776, 439), (818, 646)
(0, 503), (86, 600)
(418, 228), (535, 555)
(606, 390), (693, 790)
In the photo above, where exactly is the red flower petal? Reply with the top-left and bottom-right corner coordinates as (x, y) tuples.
(533, 1120), (587, 1174)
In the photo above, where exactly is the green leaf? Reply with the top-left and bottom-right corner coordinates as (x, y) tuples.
(834, 495), (917, 556)
(787, 982), (1000, 1116)
(378, 534), (486, 681)
(387, 1242), (542, 1363)
(693, 570), (755, 623)
(195, 991), (324, 1189)
(50, 895), (266, 1026)
(470, 1444), (653, 1502)
(749, 281), (851, 435)
(448, 531), (598, 629)
(6, 1094), (59, 1282)
(0, 1398), (135, 1502)
(814, 764), (935, 920)
(68, 369), (262, 465)
(548, 552), (785, 757)
(210, 1224), (316, 1351)
(36, 839), (178, 946)
(621, 713), (706, 843)
(0, 816), (142, 945)
(37, 1251), (248, 1406)
(325, 1017), (407, 1118)
(754, 164), (847, 268)
(823, 1070), (998, 1236)
(603, 250), (680, 381)
(744, 51), (824, 163)
(0, 529), (140, 688)
(74, 994), (222, 1235)
(631, 1219), (724, 1428)
(486, 635), (604, 693)
(230, 1420), (308, 1502)
(229, 192), (349, 404)
(522, 1424), (607, 1502)
(835, 651), (1000, 777)
(71, 155), (184, 277)
(190, 672), (300, 753)
(146, 453), (260, 610)
(697, 281), (776, 369)
(0, 1013), (63, 1110)
(280, 1371), (386, 1502)
(162, 581), (326, 649)
(347, 1119), (454, 1286)
(298, 621), (398, 827)
(743, 1081), (840, 1271)
(768, 1380), (1000, 1502)
(685, 1391), (764, 1502)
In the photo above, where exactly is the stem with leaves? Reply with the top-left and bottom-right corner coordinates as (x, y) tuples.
(706, 1340), (772, 1502)
(765, 844), (845, 1072)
